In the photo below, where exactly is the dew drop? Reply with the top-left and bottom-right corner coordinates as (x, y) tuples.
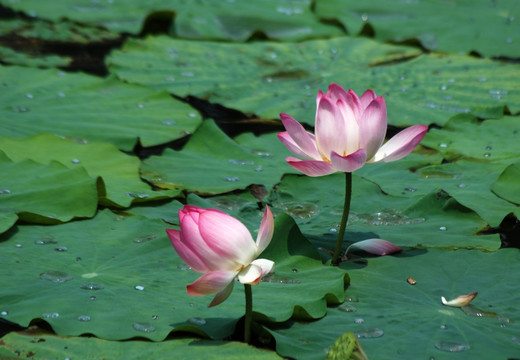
(35, 236), (57, 245)
(0, 189), (12, 194)
(329, 227), (338, 233)
(346, 295), (359, 302)
(80, 283), (104, 290)
(181, 71), (194, 77)
(224, 176), (239, 182)
(476, 77), (487, 82)
(137, 104), (144, 108)
(434, 341), (470, 352)
(291, 268), (298, 273)
(512, 336), (520, 345)
(354, 318), (364, 324)
(485, 145), (492, 151)
(71, 159), (80, 164)
(254, 166), (263, 172)
(42, 312), (60, 319)
(177, 264), (191, 271)
(135, 285), (145, 291)
(439, 143), (448, 148)
(162, 120), (176, 126)
(188, 112), (198, 118)
(439, 226), (447, 231)
(89, 296), (96, 301)
(40, 270), (73, 283)
(15, 243), (22, 248)
(361, 13), (368, 21)
(440, 324), (448, 329)
(1, 311), (8, 316)
(355, 328), (383, 339)
(152, 315), (159, 320)
(440, 84), (447, 91)
(133, 234), (158, 243)
(58, 92), (66, 97)
(188, 317), (206, 326)
(278, 201), (319, 219)
(126, 191), (149, 199)
(26, 93), (34, 99)
(12, 106), (30, 113)
(253, 151), (273, 157)
(133, 321), (156, 332)
(339, 304), (357, 312)
(403, 186), (416, 192)
(54, 246), (68, 252)
(77, 315), (91, 322)
(484, 153), (491, 158)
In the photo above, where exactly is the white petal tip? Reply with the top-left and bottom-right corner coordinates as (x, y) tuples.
(441, 292), (478, 307)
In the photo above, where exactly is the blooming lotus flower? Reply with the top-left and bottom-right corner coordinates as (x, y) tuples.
(166, 205), (275, 307)
(278, 83), (428, 176)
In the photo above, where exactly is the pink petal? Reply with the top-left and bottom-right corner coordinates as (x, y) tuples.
(178, 207), (236, 271)
(359, 96), (387, 160)
(209, 281), (235, 307)
(336, 98), (360, 155)
(344, 89), (362, 120)
(256, 206), (274, 254)
(166, 229), (209, 273)
(237, 258), (274, 285)
(315, 96), (347, 159)
(278, 132), (318, 161)
(330, 148), (367, 173)
(286, 156), (336, 177)
(360, 89), (377, 110)
(279, 113), (321, 160)
(369, 125), (428, 163)
(326, 83), (350, 103)
(199, 209), (257, 267)
(187, 270), (237, 296)
(346, 238), (402, 257)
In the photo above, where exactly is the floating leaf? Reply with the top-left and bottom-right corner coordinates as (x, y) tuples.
(2, 0), (342, 40)
(0, 210), (347, 341)
(491, 161), (520, 205)
(141, 120), (295, 195)
(108, 36), (519, 126)
(0, 332), (282, 359)
(0, 134), (180, 208)
(315, 0), (520, 58)
(0, 65), (201, 151)
(0, 151), (97, 233)
(267, 249), (520, 360)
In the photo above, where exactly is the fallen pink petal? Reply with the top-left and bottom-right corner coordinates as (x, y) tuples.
(441, 292), (479, 307)
(344, 238), (403, 259)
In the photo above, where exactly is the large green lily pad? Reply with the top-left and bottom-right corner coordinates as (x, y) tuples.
(0, 151), (97, 233)
(0, 134), (180, 208)
(141, 120), (296, 195)
(491, 161), (520, 205)
(268, 173), (500, 252)
(268, 248), (520, 360)
(315, 0), (520, 58)
(1, 0), (342, 40)
(108, 35), (519, 126)
(0, 332), (282, 360)
(0, 210), (347, 341)
(0, 65), (201, 151)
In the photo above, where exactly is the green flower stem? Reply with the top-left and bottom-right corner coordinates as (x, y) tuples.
(244, 283), (253, 343)
(332, 172), (352, 265)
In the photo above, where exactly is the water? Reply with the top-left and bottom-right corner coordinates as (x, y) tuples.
(261, 273), (300, 284)
(35, 236), (57, 245)
(42, 312), (59, 319)
(439, 226), (447, 231)
(126, 192), (149, 199)
(80, 283), (104, 290)
(77, 315), (91, 322)
(133, 234), (158, 243)
(278, 201), (319, 219)
(354, 318), (364, 324)
(71, 159), (80, 164)
(434, 341), (470, 352)
(188, 317), (206, 326)
(355, 328), (384, 339)
(228, 159), (254, 166)
(419, 170), (462, 179)
(338, 304), (357, 312)
(1, 311), (7, 316)
(345, 295), (359, 302)
(224, 176), (239, 182)
(177, 264), (191, 271)
(135, 285), (145, 291)
(55, 246), (68, 252)
(40, 270), (73, 283)
(0, 189), (12, 194)
(349, 209), (425, 226)
(133, 322), (156, 333)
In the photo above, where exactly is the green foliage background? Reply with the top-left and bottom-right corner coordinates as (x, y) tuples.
(0, 1), (518, 359)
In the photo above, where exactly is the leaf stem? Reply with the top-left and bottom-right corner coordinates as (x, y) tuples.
(332, 172), (352, 265)
(244, 283), (252, 343)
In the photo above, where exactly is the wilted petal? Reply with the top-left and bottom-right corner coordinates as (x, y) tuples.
(286, 157), (336, 177)
(441, 292), (478, 307)
(209, 281), (235, 307)
(369, 124), (428, 163)
(187, 270), (237, 296)
(345, 238), (402, 258)
(256, 206), (274, 254)
(315, 96), (347, 159)
(280, 113), (321, 159)
(238, 258), (274, 285)
(166, 229), (209, 273)
(278, 131), (319, 161)
(199, 209), (257, 267)
(359, 96), (387, 160)
(330, 149), (367, 173)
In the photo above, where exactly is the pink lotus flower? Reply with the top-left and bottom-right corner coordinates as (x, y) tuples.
(166, 205), (275, 307)
(278, 84), (428, 176)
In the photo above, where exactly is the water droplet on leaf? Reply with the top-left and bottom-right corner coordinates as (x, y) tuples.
(188, 317), (206, 326)
(434, 341), (470, 352)
(1, 311), (8, 316)
(42, 312), (59, 319)
(40, 271), (73, 283)
(355, 328), (383, 339)
(278, 201), (319, 219)
(133, 321), (155, 332)
(339, 304), (357, 312)
(133, 234), (157, 243)
(439, 226), (447, 231)
(135, 285), (145, 291)
(80, 283), (104, 290)
(77, 315), (91, 322)
(224, 176), (239, 182)
(0, 189), (11, 194)
(54, 246), (68, 252)
(354, 318), (364, 324)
